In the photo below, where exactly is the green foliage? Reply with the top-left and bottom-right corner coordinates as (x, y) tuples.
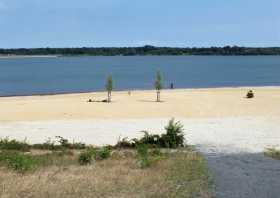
(78, 147), (111, 165)
(162, 118), (185, 148)
(78, 151), (93, 165)
(0, 137), (85, 152)
(154, 71), (162, 91)
(105, 75), (113, 102)
(106, 75), (113, 92)
(154, 71), (162, 102)
(114, 119), (185, 149)
(138, 131), (161, 147)
(95, 147), (111, 160)
(0, 152), (37, 173)
(0, 138), (30, 152)
(136, 144), (163, 168)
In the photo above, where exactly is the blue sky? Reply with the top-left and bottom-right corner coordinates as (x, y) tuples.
(0, 0), (279, 48)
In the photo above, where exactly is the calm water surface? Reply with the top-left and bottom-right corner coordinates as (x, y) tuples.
(0, 56), (280, 96)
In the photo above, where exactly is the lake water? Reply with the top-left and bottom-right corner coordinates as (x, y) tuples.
(0, 56), (280, 96)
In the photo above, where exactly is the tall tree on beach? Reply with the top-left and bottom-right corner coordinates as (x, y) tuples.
(106, 75), (113, 103)
(154, 71), (162, 102)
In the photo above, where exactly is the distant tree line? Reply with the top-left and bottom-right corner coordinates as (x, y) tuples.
(1, 45), (280, 56)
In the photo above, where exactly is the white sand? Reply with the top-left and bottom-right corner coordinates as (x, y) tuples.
(1, 117), (279, 153)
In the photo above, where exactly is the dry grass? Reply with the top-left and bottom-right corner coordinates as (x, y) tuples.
(0, 150), (213, 198)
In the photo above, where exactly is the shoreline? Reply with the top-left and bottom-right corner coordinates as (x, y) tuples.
(0, 55), (59, 59)
(0, 85), (279, 99)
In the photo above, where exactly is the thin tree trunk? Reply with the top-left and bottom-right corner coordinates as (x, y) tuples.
(157, 91), (160, 102)
(108, 91), (111, 103)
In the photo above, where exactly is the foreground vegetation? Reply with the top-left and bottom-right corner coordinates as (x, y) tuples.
(264, 148), (280, 160)
(0, 119), (214, 197)
(0, 150), (213, 198)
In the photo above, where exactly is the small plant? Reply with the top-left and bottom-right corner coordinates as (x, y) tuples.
(136, 144), (151, 168)
(78, 147), (112, 165)
(161, 118), (185, 148)
(78, 151), (94, 165)
(0, 138), (30, 152)
(105, 74), (113, 103)
(95, 147), (111, 160)
(154, 71), (163, 102)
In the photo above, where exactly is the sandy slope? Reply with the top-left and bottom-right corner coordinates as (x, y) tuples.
(0, 87), (280, 122)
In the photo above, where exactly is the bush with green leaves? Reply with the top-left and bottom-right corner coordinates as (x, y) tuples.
(161, 118), (185, 148)
(0, 152), (38, 173)
(78, 147), (111, 165)
(78, 151), (93, 165)
(136, 119), (185, 148)
(114, 119), (185, 149)
(96, 147), (111, 160)
(138, 131), (161, 146)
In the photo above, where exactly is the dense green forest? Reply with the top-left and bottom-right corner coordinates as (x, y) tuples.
(1, 46), (280, 56)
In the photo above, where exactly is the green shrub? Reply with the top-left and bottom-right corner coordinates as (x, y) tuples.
(78, 151), (93, 165)
(138, 131), (161, 147)
(136, 119), (185, 148)
(96, 147), (111, 160)
(161, 118), (185, 148)
(0, 138), (30, 152)
(0, 152), (37, 173)
(114, 119), (186, 149)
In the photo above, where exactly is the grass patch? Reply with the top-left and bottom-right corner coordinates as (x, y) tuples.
(0, 150), (213, 198)
(264, 148), (280, 160)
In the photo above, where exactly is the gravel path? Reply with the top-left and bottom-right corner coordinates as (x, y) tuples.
(0, 117), (280, 197)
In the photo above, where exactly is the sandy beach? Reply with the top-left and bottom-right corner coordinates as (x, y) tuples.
(1, 87), (280, 198)
(0, 86), (279, 150)
(0, 87), (280, 122)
